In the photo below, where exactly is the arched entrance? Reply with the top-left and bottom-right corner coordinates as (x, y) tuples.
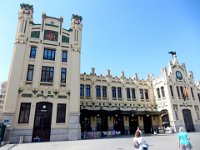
(96, 110), (108, 131)
(143, 114), (152, 133)
(161, 109), (170, 128)
(32, 102), (53, 142)
(80, 110), (91, 132)
(182, 109), (194, 132)
(129, 114), (138, 134)
(113, 113), (125, 134)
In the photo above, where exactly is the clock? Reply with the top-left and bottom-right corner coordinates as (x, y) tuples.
(176, 71), (182, 80)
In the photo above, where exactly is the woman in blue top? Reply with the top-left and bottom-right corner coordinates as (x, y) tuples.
(178, 127), (192, 150)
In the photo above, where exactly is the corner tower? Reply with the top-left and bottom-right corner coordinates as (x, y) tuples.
(3, 3), (33, 126)
(3, 4), (83, 143)
(153, 52), (200, 132)
(67, 14), (83, 140)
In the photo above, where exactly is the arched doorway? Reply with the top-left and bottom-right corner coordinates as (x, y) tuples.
(182, 109), (194, 132)
(143, 114), (152, 133)
(96, 110), (108, 131)
(161, 109), (170, 128)
(113, 113), (124, 134)
(129, 114), (138, 134)
(32, 102), (53, 142)
(80, 110), (91, 132)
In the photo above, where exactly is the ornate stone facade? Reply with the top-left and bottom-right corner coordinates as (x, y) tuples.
(2, 4), (200, 144)
(2, 4), (82, 143)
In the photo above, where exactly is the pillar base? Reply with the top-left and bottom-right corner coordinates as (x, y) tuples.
(68, 112), (81, 140)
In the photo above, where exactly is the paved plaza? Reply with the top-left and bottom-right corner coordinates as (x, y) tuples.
(0, 133), (199, 150)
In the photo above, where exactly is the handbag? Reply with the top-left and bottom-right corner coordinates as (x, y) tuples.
(142, 142), (148, 150)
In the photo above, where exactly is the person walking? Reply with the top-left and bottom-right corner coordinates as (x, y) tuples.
(133, 130), (148, 150)
(178, 127), (192, 150)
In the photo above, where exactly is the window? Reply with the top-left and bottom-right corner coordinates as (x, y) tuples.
(176, 86), (180, 98)
(170, 85), (174, 97)
(61, 68), (67, 83)
(198, 93), (200, 102)
(112, 87), (116, 99)
(86, 84), (90, 97)
(62, 51), (68, 62)
(26, 65), (34, 81)
(30, 47), (36, 58)
(180, 86), (184, 99)
(126, 88), (131, 99)
(117, 87), (122, 99)
(131, 88), (136, 100)
(62, 35), (69, 43)
(41, 66), (54, 82)
(161, 86), (165, 97)
(44, 30), (58, 41)
(157, 88), (161, 98)
(197, 111), (200, 120)
(43, 48), (55, 60)
(18, 103), (31, 123)
(191, 87), (195, 99)
(173, 105), (179, 120)
(96, 85), (101, 98)
(140, 89), (144, 99)
(175, 111), (179, 120)
(195, 106), (200, 120)
(56, 104), (66, 123)
(102, 86), (107, 98)
(31, 31), (40, 38)
(80, 84), (84, 97)
(144, 89), (149, 99)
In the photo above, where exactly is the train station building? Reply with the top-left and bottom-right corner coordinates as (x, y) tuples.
(1, 4), (200, 143)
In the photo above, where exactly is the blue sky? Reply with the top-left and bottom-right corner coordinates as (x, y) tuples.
(1, 0), (200, 82)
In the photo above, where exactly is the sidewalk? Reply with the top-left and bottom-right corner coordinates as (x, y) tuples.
(0, 144), (16, 150)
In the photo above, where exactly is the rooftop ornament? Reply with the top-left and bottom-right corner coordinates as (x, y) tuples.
(71, 14), (82, 24)
(20, 3), (33, 13)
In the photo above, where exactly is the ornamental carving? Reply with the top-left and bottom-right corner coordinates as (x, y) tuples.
(44, 30), (58, 41)
(71, 14), (82, 24)
(20, 3), (33, 14)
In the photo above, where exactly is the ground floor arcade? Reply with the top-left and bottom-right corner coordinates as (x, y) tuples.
(80, 109), (163, 138)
